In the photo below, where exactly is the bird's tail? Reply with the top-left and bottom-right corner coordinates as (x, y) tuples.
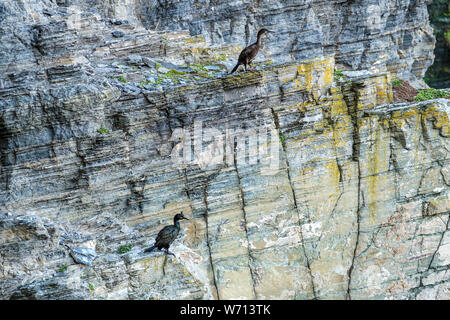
(230, 63), (240, 74)
(144, 245), (157, 253)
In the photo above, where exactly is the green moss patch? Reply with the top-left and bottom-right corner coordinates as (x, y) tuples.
(217, 54), (227, 61)
(391, 79), (403, 88)
(97, 125), (109, 134)
(110, 75), (128, 83)
(58, 265), (68, 273)
(414, 88), (450, 101)
(334, 69), (346, 81)
(117, 243), (133, 254)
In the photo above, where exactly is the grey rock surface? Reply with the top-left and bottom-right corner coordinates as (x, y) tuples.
(0, 0), (448, 300)
(70, 247), (97, 266)
(136, 0), (435, 86)
(112, 30), (125, 38)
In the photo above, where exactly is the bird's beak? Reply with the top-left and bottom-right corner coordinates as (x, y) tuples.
(182, 217), (189, 220)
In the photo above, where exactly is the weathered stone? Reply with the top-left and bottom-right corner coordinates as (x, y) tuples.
(137, 0), (435, 86)
(157, 66), (171, 74)
(112, 30), (124, 38)
(125, 55), (143, 66)
(0, 0), (448, 301)
(70, 247), (97, 266)
(142, 57), (156, 68)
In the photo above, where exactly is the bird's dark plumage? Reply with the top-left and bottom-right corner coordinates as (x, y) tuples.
(144, 212), (189, 257)
(230, 28), (272, 74)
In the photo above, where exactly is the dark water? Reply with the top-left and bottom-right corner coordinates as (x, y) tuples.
(425, 0), (450, 89)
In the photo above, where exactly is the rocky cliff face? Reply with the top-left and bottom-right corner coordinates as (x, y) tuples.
(0, 0), (449, 300)
(136, 0), (436, 87)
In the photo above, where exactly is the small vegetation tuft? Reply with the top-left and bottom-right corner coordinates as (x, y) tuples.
(58, 265), (68, 273)
(140, 79), (152, 87)
(414, 88), (450, 101)
(334, 69), (345, 81)
(116, 75), (128, 83)
(110, 75), (128, 83)
(217, 54), (227, 61)
(190, 64), (209, 72)
(166, 69), (187, 76)
(391, 78), (403, 88)
(279, 132), (287, 144)
(97, 125), (109, 134)
(117, 243), (133, 254)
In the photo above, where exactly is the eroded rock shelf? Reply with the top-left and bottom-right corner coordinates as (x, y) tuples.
(0, 0), (449, 300)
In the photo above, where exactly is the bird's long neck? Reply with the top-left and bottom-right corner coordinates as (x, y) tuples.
(256, 34), (264, 46)
(173, 219), (180, 229)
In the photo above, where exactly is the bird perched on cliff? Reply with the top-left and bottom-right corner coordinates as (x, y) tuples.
(144, 212), (189, 257)
(230, 28), (272, 74)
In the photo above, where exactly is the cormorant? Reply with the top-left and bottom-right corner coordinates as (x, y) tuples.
(144, 212), (189, 257)
(230, 28), (272, 74)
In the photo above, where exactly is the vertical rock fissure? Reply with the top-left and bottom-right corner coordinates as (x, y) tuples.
(232, 141), (258, 299)
(388, 121), (401, 200)
(73, 137), (89, 194)
(270, 107), (318, 299)
(426, 214), (450, 271)
(346, 84), (362, 300)
(415, 214), (450, 298)
(201, 179), (221, 300)
(346, 165), (361, 300)
(127, 177), (146, 215)
(328, 118), (346, 187)
(182, 168), (220, 300)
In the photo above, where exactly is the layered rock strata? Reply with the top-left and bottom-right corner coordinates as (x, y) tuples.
(0, 0), (448, 300)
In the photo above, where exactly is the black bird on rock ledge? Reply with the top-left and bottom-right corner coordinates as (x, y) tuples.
(230, 28), (272, 74)
(144, 212), (189, 257)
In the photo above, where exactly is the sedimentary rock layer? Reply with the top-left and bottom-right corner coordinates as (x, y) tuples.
(136, 0), (436, 86)
(0, 0), (448, 300)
